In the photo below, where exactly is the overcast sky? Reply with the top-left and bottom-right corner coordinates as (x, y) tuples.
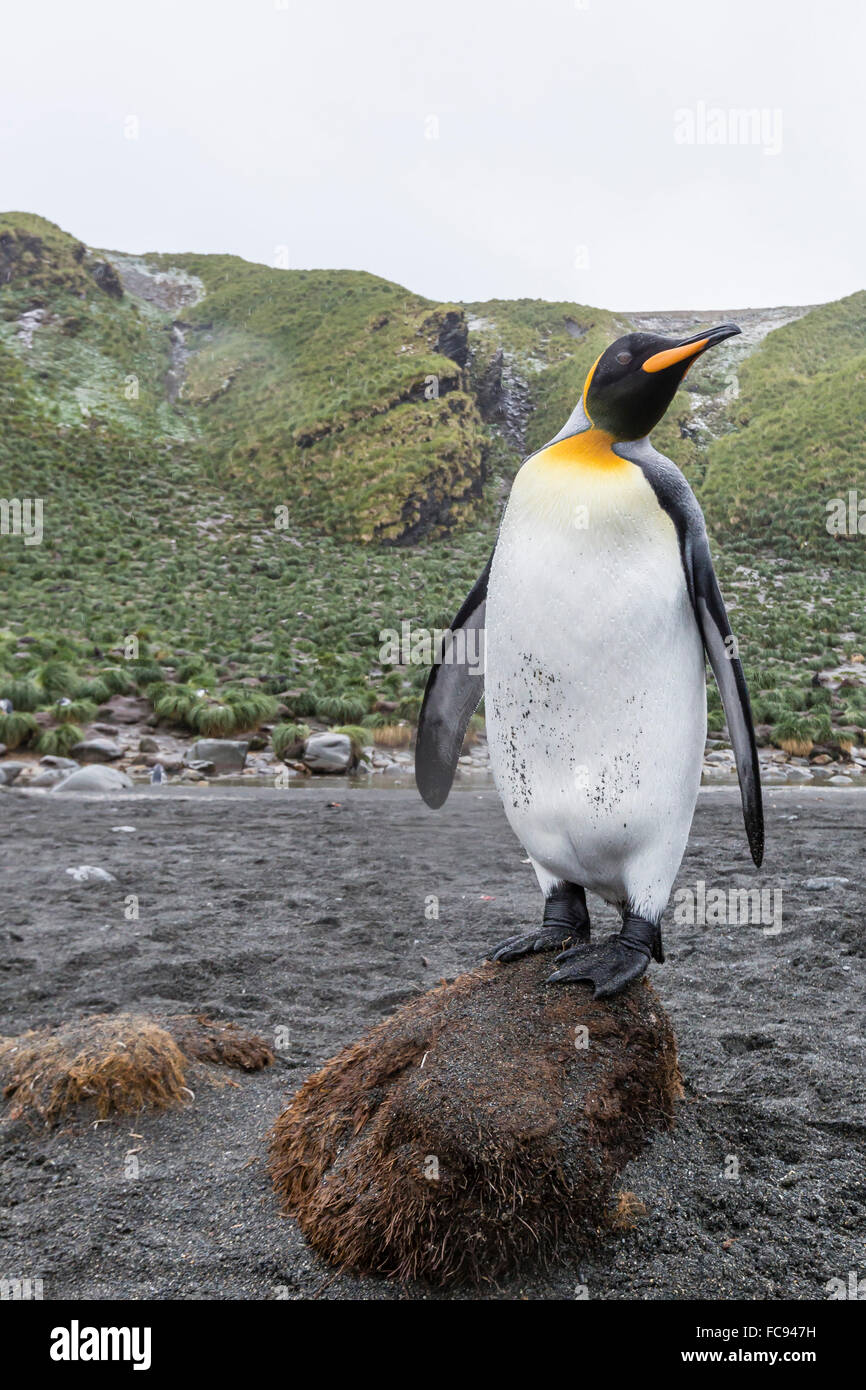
(2, 0), (863, 310)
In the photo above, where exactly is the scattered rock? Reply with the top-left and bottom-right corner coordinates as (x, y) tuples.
(71, 738), (123, 764)
(828, 774), (854, 786)
(88, 258), (123, 299)
(139, 736), (160, 753)
(90, 722), (120, 738)
(302, 732), (354, 774)
(270, 954), (681, 1286)
(185, 739), (247, 774)
(28, 769), (68, 788)
(95, 695), (151, 725)
(52, 766), (134, 794)
(702, 765), (733, 782)
(39, 754), (78, 769)
(0, 762), (26, 786)
(65, 866), (116, 883)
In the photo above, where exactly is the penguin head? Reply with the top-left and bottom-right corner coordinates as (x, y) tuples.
(582, 323), (741, 441)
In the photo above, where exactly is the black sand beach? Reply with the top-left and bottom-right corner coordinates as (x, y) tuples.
(0, 785), (863, 1300)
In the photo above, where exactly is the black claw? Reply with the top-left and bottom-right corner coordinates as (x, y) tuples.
(546, 933), (653, 999)
(488, 924), (577, 964)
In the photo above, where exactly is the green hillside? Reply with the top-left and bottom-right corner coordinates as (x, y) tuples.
(702, 292), (866, 554)
(0, 211), (864, 754)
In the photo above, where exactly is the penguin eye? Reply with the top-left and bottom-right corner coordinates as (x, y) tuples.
(616, 351), (633, 366)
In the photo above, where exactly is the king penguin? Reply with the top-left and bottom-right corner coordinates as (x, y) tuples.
(416, 324), (763, 998)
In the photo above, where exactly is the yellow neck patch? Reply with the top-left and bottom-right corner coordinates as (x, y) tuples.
(509, 428), (645, 531)
(531, 428), (629, 475)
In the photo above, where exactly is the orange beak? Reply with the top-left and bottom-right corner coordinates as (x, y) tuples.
(641, 323), (740, 374)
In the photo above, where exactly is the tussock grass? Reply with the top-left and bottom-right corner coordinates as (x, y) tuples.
(35, 723), (84, 756)
(272, 722), (310, 761)
(0, 710), (38, 749)
(54, 698), (96, 724)
(373, 723), (412, 747)
(0, 677), (41, 711)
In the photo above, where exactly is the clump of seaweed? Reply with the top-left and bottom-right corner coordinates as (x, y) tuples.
(0, 1012), (273, 1126)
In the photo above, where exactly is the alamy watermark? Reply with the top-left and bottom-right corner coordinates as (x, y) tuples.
(674, 103), (783, 157)
(673, 879), (783, 935)
(0, 497), (43, 546)
(826, 489), (866, 536)
(379, 621), (485, 676)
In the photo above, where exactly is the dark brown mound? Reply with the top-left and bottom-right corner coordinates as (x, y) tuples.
(0, 1012), (273, 1126)
(162, 1013), (275, 1071)
(269, 953), (682, 1286)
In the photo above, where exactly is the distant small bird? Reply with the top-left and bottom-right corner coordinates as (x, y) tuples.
(0, 698), (12, 714)
(150, 763), (165, 784)
(417, 324), (763, 1000)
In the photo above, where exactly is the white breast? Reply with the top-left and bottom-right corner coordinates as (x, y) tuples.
(485, 448), (706, 920)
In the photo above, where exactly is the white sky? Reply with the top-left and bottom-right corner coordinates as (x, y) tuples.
(2, 0), (863, 309)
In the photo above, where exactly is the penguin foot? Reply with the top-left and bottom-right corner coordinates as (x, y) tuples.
(488, 923), (580, 963)
(489, 882), (591, 964)
(546, 917), (662, 999)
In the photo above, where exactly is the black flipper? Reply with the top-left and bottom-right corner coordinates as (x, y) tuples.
(618, 440), (764, 866)
(690, 532), (764, 865)
(415, 554), (491, 809)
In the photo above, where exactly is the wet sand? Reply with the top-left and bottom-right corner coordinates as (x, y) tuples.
(0, 784), (863, 1300)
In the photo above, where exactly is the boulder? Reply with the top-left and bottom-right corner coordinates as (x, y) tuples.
(71, 738), (123, 763)
(302, 732), (354, 774)
(0, 762), (26, 786)
(270, 953), (681, 1286)
(39, 755), (78, 769)
(185, 739), (247, 774)
(28, 769), (69, 788)
(52, 766), (134, 794)
(95, 695), (151, 725)
(138, 736), (160, 753)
